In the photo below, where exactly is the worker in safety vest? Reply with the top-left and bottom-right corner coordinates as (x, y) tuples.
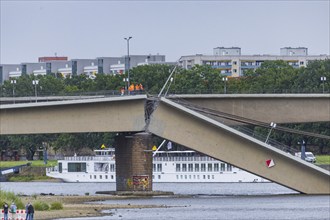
(128, 84), (135, 91)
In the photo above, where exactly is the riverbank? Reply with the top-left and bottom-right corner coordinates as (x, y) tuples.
(20, 194), (172, 220)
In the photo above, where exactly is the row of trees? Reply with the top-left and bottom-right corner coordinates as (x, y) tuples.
(0, 60), (329, 159)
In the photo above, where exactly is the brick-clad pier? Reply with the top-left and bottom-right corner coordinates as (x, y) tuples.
(115, 132), (153, 191)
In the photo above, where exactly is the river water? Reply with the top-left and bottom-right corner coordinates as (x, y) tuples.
(1, 182), (329, 220)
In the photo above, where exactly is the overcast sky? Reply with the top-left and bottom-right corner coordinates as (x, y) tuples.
(1, 0), (329, 64)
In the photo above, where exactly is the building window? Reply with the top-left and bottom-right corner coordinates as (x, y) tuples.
(158, 175), (161, 179)
(233, 61), (237, 65)
(111, 175), (114, 179)
(105, 175), (108, 179)
(300, 61), (304, 65)
(233, 69), (237, 73)
(100, 175), (102, 179)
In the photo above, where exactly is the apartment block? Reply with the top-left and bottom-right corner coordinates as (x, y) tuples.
(179, 47), (329, 77)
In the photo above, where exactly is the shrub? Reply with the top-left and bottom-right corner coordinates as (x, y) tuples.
(0, 190), (24, 209)
(33, 201), (49, 211)
(50, 201), (63, 210)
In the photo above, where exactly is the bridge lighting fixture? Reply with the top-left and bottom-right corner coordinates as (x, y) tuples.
(32, 80), (39, 103)
(321, 76), (326, 93)
(265, 122), (277, 144)
(11, 80), (16, 103)
(222, 77), (228, 94)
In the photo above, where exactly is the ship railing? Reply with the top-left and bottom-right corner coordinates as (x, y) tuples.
(153, 156), (217, 162)
(64, 156), (114, 161)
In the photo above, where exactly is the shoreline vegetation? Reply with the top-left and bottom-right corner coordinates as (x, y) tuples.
(2, 193), (175, 220)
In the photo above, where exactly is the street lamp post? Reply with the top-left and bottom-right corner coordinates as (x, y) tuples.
(124, 36), (132, 94)
(32, 80), (39, 103)
(321, 76), (326, 93)
(10, 79), (16, 104)
(265, 122), (277, 143)
(222, 77), (228, 94)
(123, 77), (128, 94)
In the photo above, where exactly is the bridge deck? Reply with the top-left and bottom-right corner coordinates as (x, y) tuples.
(148, 98), (330, 194)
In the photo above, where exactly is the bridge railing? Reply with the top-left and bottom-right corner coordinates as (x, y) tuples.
(166, 88), (329, 95)
(233, 125), (299, 155)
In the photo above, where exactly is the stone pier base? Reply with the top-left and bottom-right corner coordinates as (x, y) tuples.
(115, 132), (153, 191)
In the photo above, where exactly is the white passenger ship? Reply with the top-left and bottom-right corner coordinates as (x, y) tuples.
(46, 148), (268, 183)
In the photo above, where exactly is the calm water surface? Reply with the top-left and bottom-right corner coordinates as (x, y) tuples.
(1, 182), (329, 220)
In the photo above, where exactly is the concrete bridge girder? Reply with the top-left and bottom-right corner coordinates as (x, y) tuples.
(170, 94), (330, 124)
(0, 95), (147, 135)
(148, 98), (330, 194)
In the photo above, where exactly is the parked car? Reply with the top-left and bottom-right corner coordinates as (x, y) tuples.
(295, 152), (316, 163)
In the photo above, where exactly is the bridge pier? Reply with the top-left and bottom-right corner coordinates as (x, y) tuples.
(115, 132), (153, 191)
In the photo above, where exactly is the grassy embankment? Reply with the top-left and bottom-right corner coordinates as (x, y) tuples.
(0, 160), (58, 181)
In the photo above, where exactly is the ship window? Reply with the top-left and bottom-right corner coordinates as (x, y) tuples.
(208, 163), (212, 172)
(110, 164), (115, 172)
(68, 163), (86, 172)
(176, 164), (181, 172)
(182, 164), (187, 172)
(59, 163), (62, 173)
(94, 163), (109, 172)
(214, 163), (219, 172)
(220, 163), (225, 171)
(201, 164), (206, 172)
(188, 164), (193, 172)
(157, 164), (162, 172)
(227, 164), (232, 171)
(195, 164), (199, 172)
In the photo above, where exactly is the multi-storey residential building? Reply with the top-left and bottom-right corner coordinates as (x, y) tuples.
(0, 54), (167, 83)
(179, 47), (329, 77)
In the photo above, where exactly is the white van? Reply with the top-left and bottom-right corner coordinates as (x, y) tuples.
(295, 152), (316, 163)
